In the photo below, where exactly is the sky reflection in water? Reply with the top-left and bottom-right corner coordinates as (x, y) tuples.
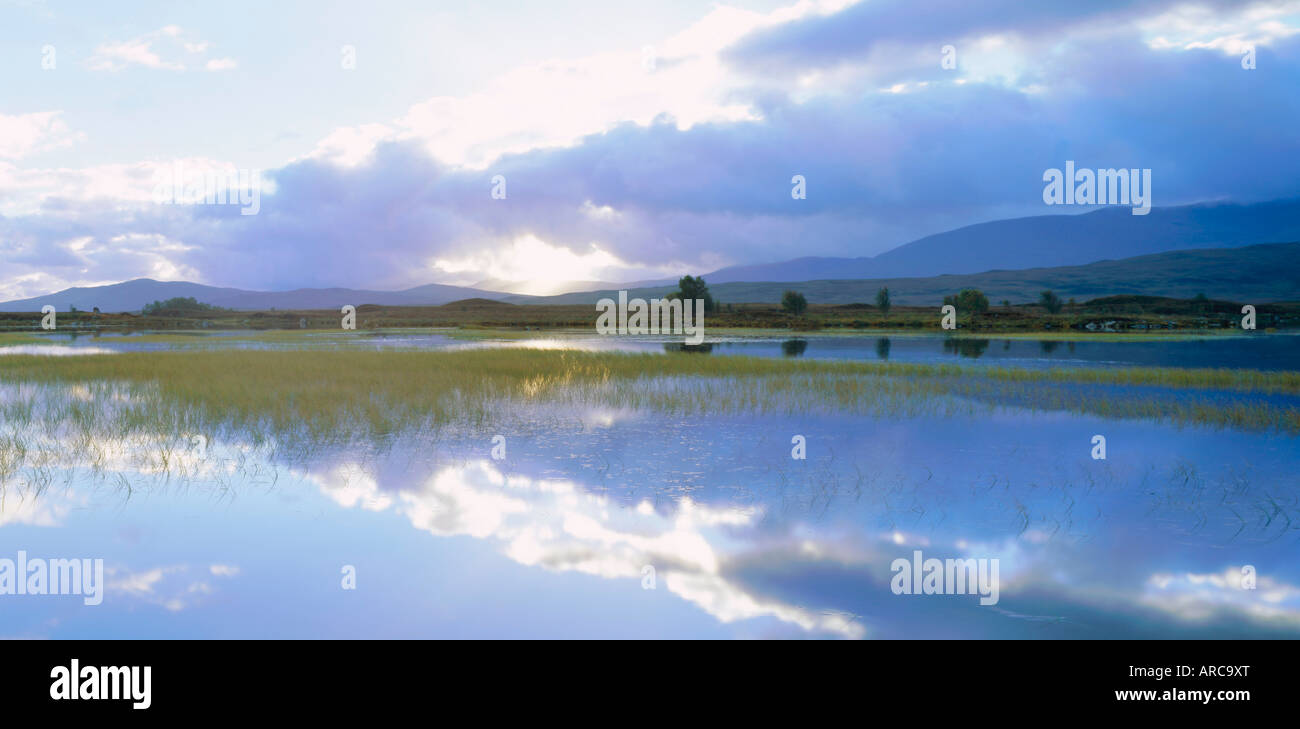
(2, 392), (1297, 639)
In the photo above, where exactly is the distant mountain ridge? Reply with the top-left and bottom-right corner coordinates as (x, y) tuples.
(0, 279), (520, 313)
(504, 241), (1300, 306)
(700, 198), (1300, 284)
(4, 198), (1297, 311)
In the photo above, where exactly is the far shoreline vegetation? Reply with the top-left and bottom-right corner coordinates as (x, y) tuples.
(0, 284), (1296, 336)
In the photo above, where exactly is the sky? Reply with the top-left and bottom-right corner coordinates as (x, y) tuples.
(1, 0), (1298, 298)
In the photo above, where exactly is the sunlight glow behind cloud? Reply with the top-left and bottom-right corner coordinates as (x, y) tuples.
(431, 234), (639, 293)
(1, 0), (1298, 298)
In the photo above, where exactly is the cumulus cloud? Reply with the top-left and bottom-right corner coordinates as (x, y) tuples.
(86, 26), (235, 72)
(106, 563), (237, 612)
(302, 3), (846, 171)
(2, 1), (1298, 298)
(312, 459), (867, 638)
(0, 112), (85, 160)
(724, 0), (1290, 73)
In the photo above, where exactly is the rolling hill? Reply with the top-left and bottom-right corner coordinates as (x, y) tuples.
(700, 198), (1300, 284)
(0, 278), (518, 313)
(504, 242), (1300, 306)
(6, 198), (1297, 312)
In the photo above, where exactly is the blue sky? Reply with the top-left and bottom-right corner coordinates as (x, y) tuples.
(1, 0), (1298, 297)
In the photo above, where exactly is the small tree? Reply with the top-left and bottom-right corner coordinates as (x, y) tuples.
(674, 275), (716, 311)
(1039, 290), (1063, 314)
(875, 286), (891, 314)
(142, 297), (223, 315)
(782, 290), (808, 315)
(944, 288), (989, 315)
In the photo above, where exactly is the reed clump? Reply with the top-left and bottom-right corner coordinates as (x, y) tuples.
(0, 349), (1295, 447)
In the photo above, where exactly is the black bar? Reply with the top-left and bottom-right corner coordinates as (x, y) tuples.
(0, 639), (1286, 717)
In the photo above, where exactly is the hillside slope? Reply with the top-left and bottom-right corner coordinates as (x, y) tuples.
(701, 199), (1300, 283)
(0, 278), (517, 313)
(507, 241), (1300, 306)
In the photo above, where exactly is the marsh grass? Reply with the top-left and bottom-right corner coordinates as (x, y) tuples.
(11, 329), (380, 347)
(1, 348), (1296, 428)
(0, 348), (1296, 494)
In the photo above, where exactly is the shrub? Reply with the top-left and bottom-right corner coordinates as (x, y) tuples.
(875, 287), (891, 314)
(782, 290), (808, 315)
(1039, 290), (1064, 314)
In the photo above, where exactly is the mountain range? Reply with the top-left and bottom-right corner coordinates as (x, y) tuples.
(509, 242), (1300, 306)
(0, 279), (516, 313)
(2, 198), (1296, 312)
(700, 198), (1300, 283)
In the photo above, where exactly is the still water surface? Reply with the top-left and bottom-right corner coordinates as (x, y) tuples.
(23, 329), (1300, 370)
(1, 332), (1296, 638)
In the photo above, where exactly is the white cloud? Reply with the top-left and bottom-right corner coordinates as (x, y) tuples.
(1140, 0), (1300, 54)
(2, 0), (1298, 298)
(0, 112), (84, 160)
(1142, 567), (1300, 623)
(106, 563), (233, 612)
(87, 26), (234, 72)
(107, 566), (176, 595)
(0, 227), (205, 302)
(314, 464), (393, 512)
(303, 2), (853, 170)
(315, 459), (866, 638)
(431, 234), (645, 293)
(0, 480), (82, 527)
(0, 156), (255, 216)
(88, 39), (183, 72)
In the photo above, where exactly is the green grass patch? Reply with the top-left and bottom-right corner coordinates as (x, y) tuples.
(0, 349), (1295, 439)
(0, 332), (52, 346)
(0, 348), (1296, 495)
